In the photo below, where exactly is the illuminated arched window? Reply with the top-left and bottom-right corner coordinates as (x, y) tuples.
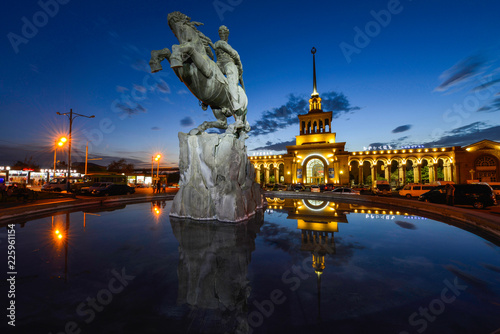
(306, 158), (325, 184)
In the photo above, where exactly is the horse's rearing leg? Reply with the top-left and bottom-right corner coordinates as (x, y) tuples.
(149, 48), (171, 73)
(170, 45), (183, 68)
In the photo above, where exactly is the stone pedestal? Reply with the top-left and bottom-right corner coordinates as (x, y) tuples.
(170, 132), (263, 222)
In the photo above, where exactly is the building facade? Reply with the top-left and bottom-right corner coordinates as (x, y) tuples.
(249, 51), (500, 187)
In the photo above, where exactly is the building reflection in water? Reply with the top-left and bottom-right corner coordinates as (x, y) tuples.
(170, 211), (264, 334)
(266, 197), (421, 322)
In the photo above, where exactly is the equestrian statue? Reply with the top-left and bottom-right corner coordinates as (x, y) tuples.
(149, 11), (250, 137)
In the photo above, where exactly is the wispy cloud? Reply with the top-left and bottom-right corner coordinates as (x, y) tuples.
(436, 50), (500, 112)
(250, 91), (359, 136)
(156, 80), (171, 93)
(424, 122), (500, 147)
(253, 140), (295, 151)
(392, 124), (412, 133)
(114, 102), (147, 118)
(151, 126), (161, 131)
(133, 84), (147, 93)
(131, 58), (150, 73)
(473, 77), (500, 91)
(435, 55), (486, 92)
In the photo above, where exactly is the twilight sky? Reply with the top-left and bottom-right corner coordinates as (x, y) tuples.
(2, 0), (500, 168)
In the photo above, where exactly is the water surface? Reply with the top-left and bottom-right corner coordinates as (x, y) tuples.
(1, 199), (499, 333)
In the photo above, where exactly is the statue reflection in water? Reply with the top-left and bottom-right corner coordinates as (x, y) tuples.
(170, 211), (264, 333)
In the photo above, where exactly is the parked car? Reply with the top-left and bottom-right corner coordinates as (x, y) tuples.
(42, 177), (82, 192)
(399, 184), (437, 198)
(487, 182), (500, 197)
(324, 183), (335, 191)
(331, 187), (360, 195)
(93, 184), (135, 196)
(352, 184), (368, 192)
(271, 184), (287, 191)
(371, 181), (392, 196)
(85, 182), (113, 195)
(293, 184), (304, 192)
(418, 183), (497, 209)
(311, 185), (320, 193)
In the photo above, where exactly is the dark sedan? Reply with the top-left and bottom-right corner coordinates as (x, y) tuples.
(93, 184), (135, 196)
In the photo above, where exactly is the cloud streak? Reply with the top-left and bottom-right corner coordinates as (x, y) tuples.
(250, 91), (359, 136)
(392, 124), (412, 133)
(435, 55), (485, 92)
(114, 102), (147, 118)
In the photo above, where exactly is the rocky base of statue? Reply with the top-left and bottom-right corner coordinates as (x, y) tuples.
(170, 132), (263, 222)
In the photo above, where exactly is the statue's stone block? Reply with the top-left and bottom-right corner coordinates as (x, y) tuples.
(170, 132), (263, 222)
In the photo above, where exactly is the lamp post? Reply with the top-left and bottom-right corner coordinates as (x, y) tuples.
(155, 154), (161, 184)
(57, 109), (94, 191)
(84, 141), (102, 175)
(151, 156), (155, 187)
(53, 137), (67, 179)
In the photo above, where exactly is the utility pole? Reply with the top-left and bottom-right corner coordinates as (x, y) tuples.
(57, 109), (95, 192)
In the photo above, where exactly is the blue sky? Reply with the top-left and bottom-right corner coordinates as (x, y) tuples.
(2, 0), (500, 168)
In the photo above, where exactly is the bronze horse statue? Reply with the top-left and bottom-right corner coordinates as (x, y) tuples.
(149, 11), (250, 137)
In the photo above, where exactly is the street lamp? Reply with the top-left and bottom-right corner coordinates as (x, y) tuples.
(57, 109), (95, 191)
(155, 154), (161, 183)
(53, 136), (67, 179)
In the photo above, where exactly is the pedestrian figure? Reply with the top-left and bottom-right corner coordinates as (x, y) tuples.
(445, 183), (455, 206)
(156, 181), (161, 194)
(162, 182), (166, 193)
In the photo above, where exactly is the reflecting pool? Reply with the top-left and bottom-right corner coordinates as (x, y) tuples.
(1, 199), (499, 334)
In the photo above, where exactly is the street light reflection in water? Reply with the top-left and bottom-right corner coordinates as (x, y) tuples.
(1, 199), (499, 334)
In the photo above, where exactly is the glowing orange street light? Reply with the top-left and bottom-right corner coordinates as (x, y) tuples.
(155, 154), (161, 183)
(54, 136), (68, 178)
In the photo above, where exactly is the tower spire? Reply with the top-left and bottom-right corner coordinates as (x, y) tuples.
(312, 47), (319, 97)
(308, 47), (322, 112)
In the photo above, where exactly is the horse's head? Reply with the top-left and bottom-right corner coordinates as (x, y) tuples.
(167, 12), (202, 44)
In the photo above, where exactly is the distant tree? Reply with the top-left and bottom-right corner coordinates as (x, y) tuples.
(107, 159), (135, 173)
(13, 156), (40, 170)
(420, 166), (429, 183)
(437, 167), (444, 181)
(391, 170), (399, 183)
(406, 169), (414, 183)
(56, 160), (67, 169)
